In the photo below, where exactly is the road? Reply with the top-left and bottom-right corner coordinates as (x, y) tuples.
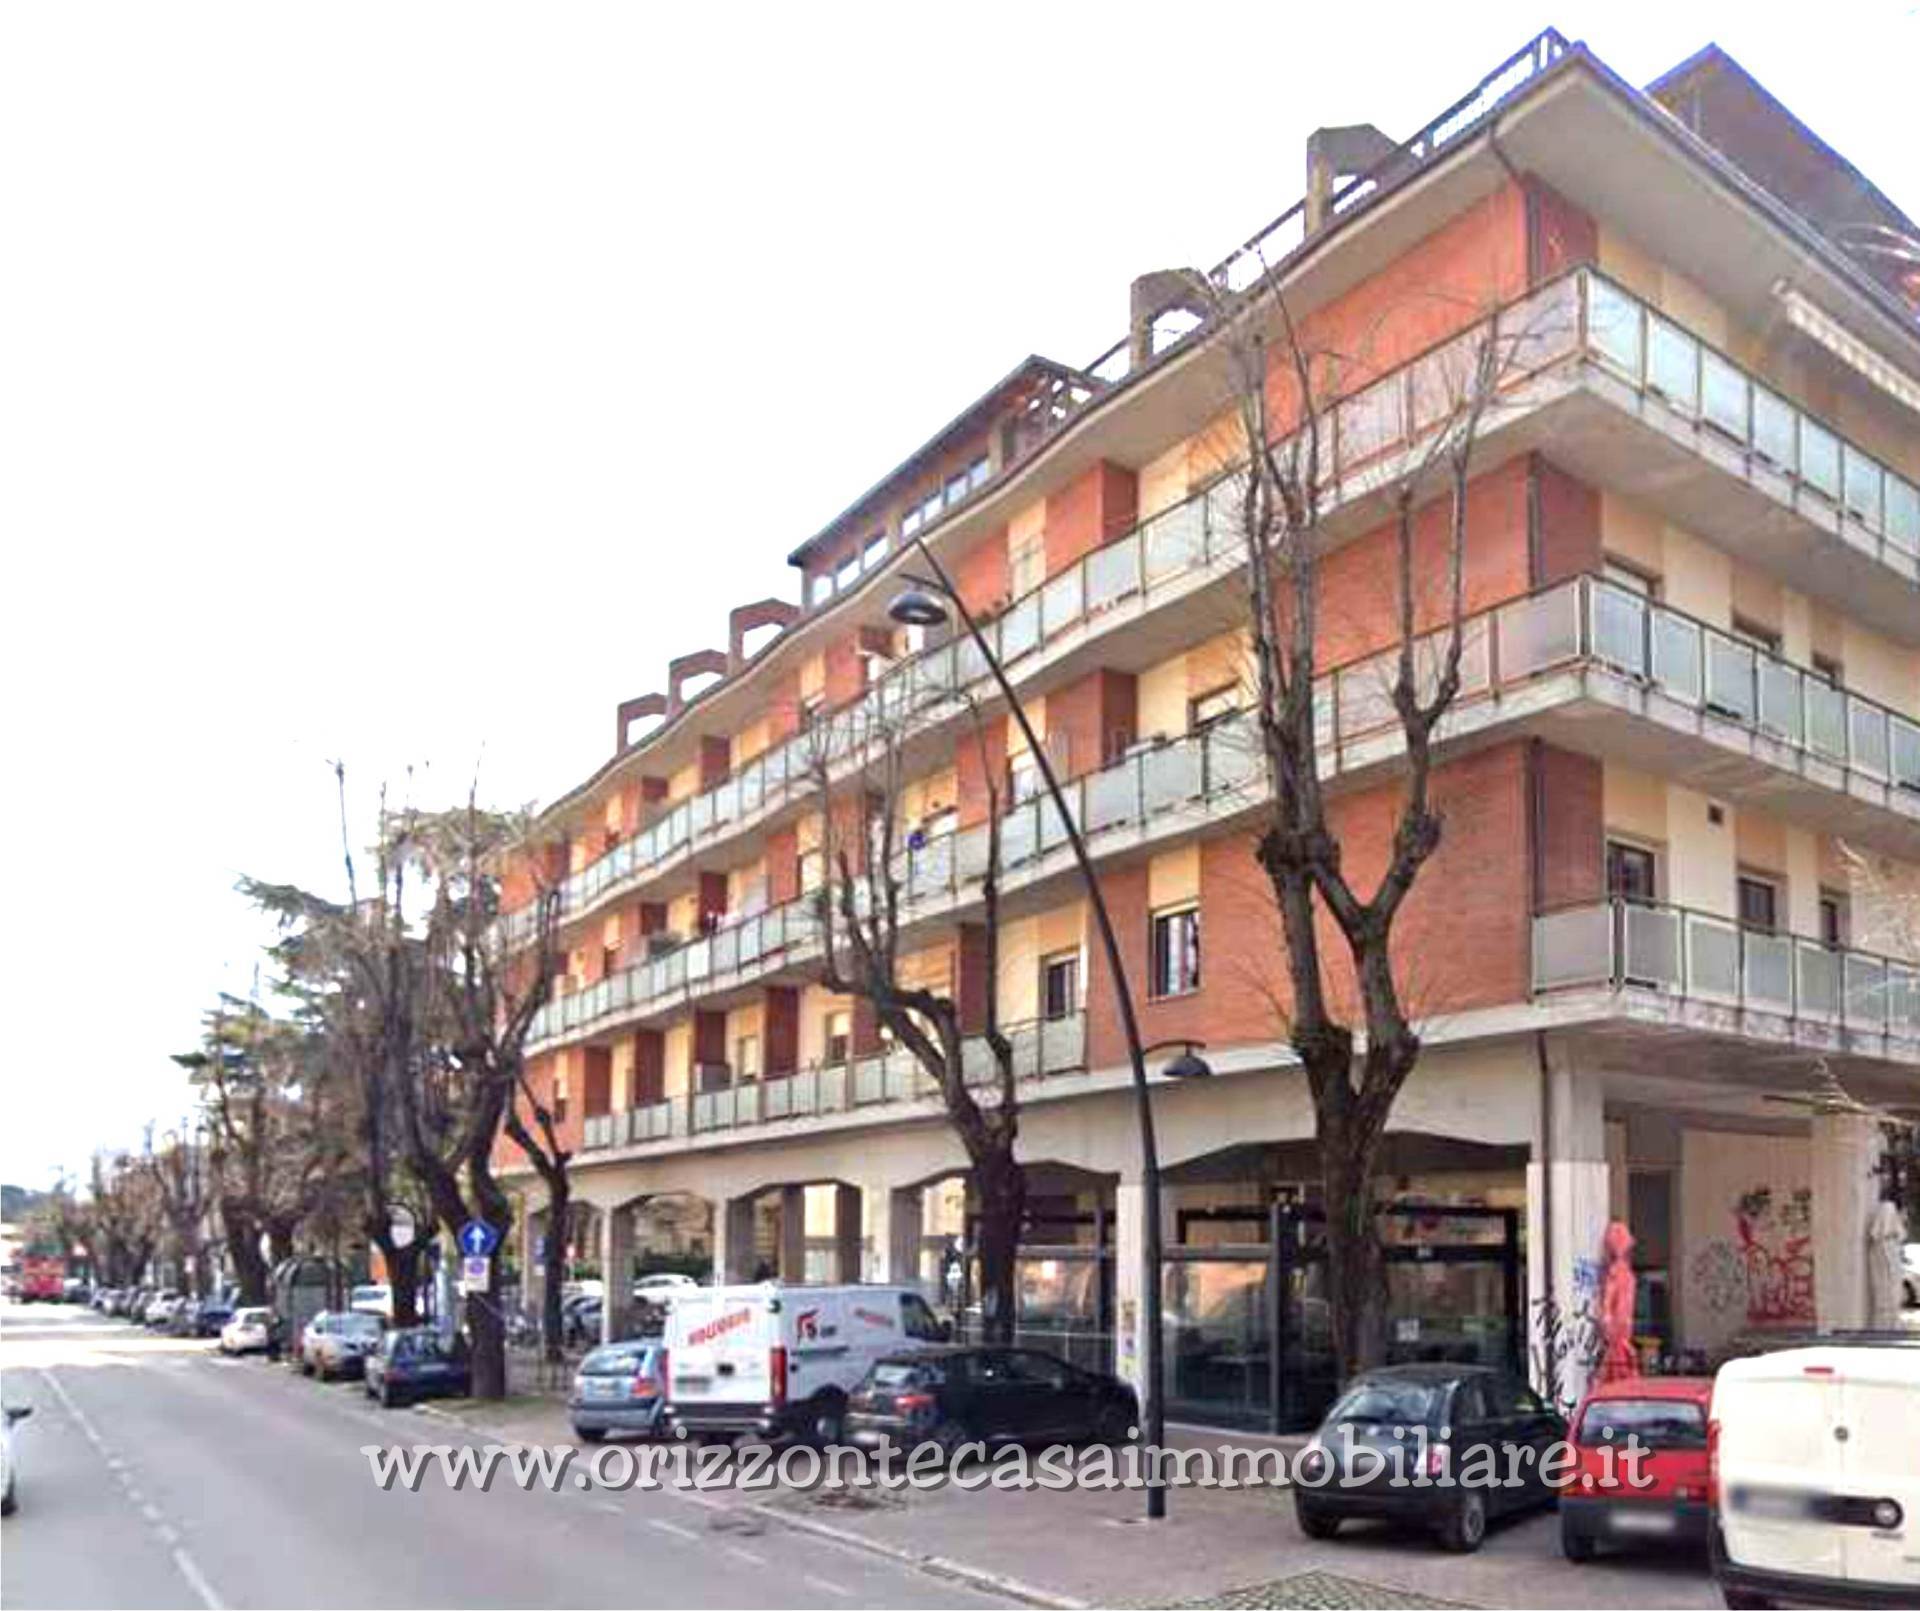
(0, 1303), (1008, 1610)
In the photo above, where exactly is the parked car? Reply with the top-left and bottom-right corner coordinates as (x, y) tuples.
(220, 1307), (271, 1355)
(1292, 1364), (1567, 1552)
(190, 1298), (235, 1339)
(564, 1296), (603, 1347)
(1711, 1339), (1919, 1609)
(349, 1284), (392, 1320)
(2, 1403), (31, 1516)
(142, 1291), (182, 1327)
(90, 1287), (116, 1312)
(665, 1282), (950, 1445)
(365, 1327), (470, 1408)
(570, 1341), (667, 1442)
(307, 1311), (384, 1380)
(1558, 1375), (1713, 1560)
(848, 1346), (1138, 1454)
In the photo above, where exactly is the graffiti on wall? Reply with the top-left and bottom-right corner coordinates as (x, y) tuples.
(1688, 1185), (1814, 1328)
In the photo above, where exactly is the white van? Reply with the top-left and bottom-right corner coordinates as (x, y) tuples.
(1711, 1340), (1920, 1608)
(663, 1283), (948, 1444)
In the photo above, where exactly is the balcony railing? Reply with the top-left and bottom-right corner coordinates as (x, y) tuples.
(577, 1012), (1087, 1153)
(506, 266), (1920, 952)
(529, 570), (1919, 1054)
(1534, 897), (1920, 1042)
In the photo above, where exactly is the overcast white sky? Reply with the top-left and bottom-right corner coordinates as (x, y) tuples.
(2, 1), (1913, 1192)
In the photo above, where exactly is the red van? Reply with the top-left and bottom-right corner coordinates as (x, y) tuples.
(1559, 1375), (1715, 1561)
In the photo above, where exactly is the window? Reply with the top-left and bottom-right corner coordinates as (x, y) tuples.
(1811, 653), (1844, 686)
(1010, 533), (1045, 596)
(967, 454), (991, 493)
(824, 1011), (851, 1065)
(835, 553), (860, 594)
(1189, 683), (1242, 731)
(1731, 616), (1780, 656)
(553, 1068), (570, 1125)
(1737, 875), (1779, 934)
(861, 532), (887, 571)
(1819, 891), (1849, 950)
(1150, 907), (1201, 998)
(1606, 841), (1659, 904)
(900, 1293), (944, 1341)
(1041, 951), (1080, 1020)
(798, 691), (825, 731)
(944, 471), (969, 509)
(1603, 558), (1659, 598)
(809, 569), (834, 607)
(798, 847), (824, 895)
(734, 1035), (761, 1081)
(1008, 750), (1041, 805)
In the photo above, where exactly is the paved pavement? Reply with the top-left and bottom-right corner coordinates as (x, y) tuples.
(0, 1302), (1007, 1609)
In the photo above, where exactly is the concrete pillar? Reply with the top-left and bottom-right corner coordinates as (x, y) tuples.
(716, 1194), (758, 1283)
(780, 1185), (807, 1281)
(1811, 1111), (1882, 1334)
(1526, 1036), (1611, 1411)
(601, 1206), (633, 1344)
(1113, 1178), (1147, 1403)
(833, 1184), (862, 1282)
(864, 1184), (922, 1288)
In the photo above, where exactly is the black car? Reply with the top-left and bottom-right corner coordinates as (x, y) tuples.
(847, 1346), (1138, 1454)
(1293, 1363), (1566, 1552)
(365, 1326), (470, 1408)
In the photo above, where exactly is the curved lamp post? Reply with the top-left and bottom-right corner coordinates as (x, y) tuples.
(887, 538), (1212, 1519)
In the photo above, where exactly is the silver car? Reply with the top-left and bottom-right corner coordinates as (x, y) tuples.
(306, 1311), (384, 1380)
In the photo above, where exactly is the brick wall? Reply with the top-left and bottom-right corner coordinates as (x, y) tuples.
(1045, 460), (1138, 577)
(1533, 743), (1604, 908)
(1044, 668), (1137, 779)
(1084, 741), (1535, 1069)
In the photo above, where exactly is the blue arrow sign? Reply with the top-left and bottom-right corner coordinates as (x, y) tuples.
(458, 1220), (501, 1258)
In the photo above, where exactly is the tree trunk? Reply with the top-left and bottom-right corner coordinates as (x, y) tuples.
(1321, 1128), (1387, 1378)
(223, 1206), (271, 1305)
(267, 1220), (295, 1268)
(466, 1276), (507, 1399)
(541, 1184), (570, 1362)
(972, 1148), (1025, 1346)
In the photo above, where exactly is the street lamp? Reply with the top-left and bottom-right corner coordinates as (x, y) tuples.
(888, 542), (1214, 1520)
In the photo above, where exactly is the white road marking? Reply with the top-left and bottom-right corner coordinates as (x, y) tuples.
(40, 1368), (226, 1611)
(647, 1517), (701, 1543)
(802, 1573), (851, 1597)
(594, 1500), (623, 1516)
(726, 1546), (768, 1567)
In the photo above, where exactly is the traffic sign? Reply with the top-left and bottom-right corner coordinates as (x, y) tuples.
(457, 1219), (500, 1258)
(459, 1255), (490, 1295)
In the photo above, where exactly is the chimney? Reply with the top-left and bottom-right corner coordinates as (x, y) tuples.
(1127, 268), (1212, 373)
(1304, 124), (1401, 236)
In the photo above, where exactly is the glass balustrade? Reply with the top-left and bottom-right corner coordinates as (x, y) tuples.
(506, 268), (1919, 954)
(1534, 896), (1920, 1041)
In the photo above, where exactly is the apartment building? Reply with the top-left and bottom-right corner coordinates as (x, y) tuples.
(495, 33), (1920, 1430)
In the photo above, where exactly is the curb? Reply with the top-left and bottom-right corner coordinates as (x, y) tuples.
(746, 1499), (1089, 1610)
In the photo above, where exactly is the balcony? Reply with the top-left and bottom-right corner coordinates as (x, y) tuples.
(506, 267), (1920, 953)
(527, 571), (1918, 1056)
(577, 1012), (1087, 1155)
(1534, 897), (1920, 1063)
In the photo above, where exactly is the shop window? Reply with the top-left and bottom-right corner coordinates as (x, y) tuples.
(1605, 840), (1659, 904)
(1041, 952), (1080, 1020)
(1150, 906), (1201, 999)
(1736, 874), (1779, 934)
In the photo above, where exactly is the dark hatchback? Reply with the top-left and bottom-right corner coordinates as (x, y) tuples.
(364, 1327), (470, 1408)
(847, 1346), (1138, 1453)
(1294, 1363), (1567, 1552)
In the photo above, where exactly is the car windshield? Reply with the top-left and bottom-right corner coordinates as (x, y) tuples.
(1327, 1379), (1439, 1427)
(352, 1287), (386, 1304)
(580, 1346), (653, 1376)
(237, 1309), (268, 1324)
(342, 1314), (383, 1336)
(869, 1361), (933, 1389)
(1578, 1397), (1707, 1449)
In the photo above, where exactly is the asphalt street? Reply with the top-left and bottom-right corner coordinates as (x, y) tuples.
(0, 1303), (1008, 1610)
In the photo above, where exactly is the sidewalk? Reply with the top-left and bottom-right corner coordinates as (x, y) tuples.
(412, 1392), (1478, 1608)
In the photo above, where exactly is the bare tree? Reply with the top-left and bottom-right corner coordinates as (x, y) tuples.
(86, 1151), (163, 1287)
(808, 697), (1027, 1341)
(1190, 261), (1539, 1375)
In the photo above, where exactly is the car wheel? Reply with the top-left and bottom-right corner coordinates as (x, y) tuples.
(2, 1481), (15, 1518)
(1295, 1503), (1341, 1541)
(380, 1383), (397, 1409)
(1721, 1592), (1773, 1610)
(1437, 1490), (1488, 1553)
(1561, 1516), (1596, 1562)
(576, 1427), (607, 1444)
(805, 1395), (847, 1448)
(1093, 1401), (1137, 1447)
